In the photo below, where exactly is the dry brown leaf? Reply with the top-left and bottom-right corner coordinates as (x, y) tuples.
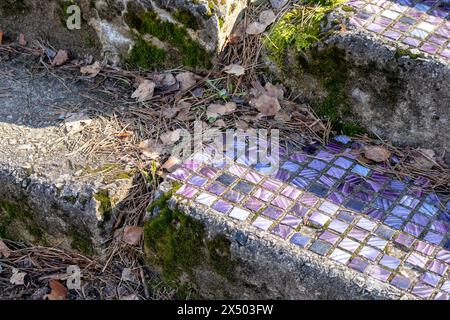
(235, 120), (249, 130)
(176, 72), (197, 90)
(160, 129), (181, 145)
(162, 107), (180, 119)
(131, 80), (155, 102)
(18, 33), (26, 46)
(259, 10), (277, 26)
(138, 139), (163, 159)
(52, 49), (69, 66)
(249, 94), (281, 116)
(0, 31), (3, 45)
(246, 10), (276, 35)
(223, 64), (245, 76)
(0, 239), (11, 258)
(154, 73), (176, 87)
(80, 61), (101, 77)
(411, 148), (436, 169)
(274, 112), (291, 122)
(64, 112), (93, 135)
(10, 268), (26, 285)
(161, 156), (181, 172)
(44, 280), (68, 300)
(264, 82), (284, 100)
(206, 102), (236, 118)
(214, 119), (226, 128)
(364, 145), (391, 162)
(123, 226), (143, 246)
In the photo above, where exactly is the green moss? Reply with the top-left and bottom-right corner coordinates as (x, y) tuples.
(71, 229), (94, 256)
(127, 37), (167, 69)
(173, 9), (199, 30)
(394, 48), (423, 60)
(124, 5), (212, 69)
(341, 5), (355, 12)
(207, 234), (235, 280)
(144, 185), (237, 289)
(93, 189), (112, 220)
(0, 0), (27, 15)
(0, 201), (46, 244)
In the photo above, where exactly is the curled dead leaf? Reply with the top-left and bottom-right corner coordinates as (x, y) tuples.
(176, 72), (198, 91)
(0, 240), (11, 258)
(264, 82), (284, 100)
(223, 64), (246, 76)
(18, 33), (27, 46)
(160, 129), (181, 145)
(123, 226), (143, 246)
(411, 148), (437, 170)
(44, 280), (68, 300)
(249, 94), (281, 116)
(10, 268), (26, 285)
(132, 80), (156, 102)
(364, 145), (391, 162)
(246, 10), (276, 35)
(52, 49), (69, 66)
(206, 102), (236, 118)
(80, 61), (102, 78)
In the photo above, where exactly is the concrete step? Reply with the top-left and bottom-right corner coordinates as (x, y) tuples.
(159, 133), (450, 299)
(0, 58), (133, 255)
(264, 0), (450, 159)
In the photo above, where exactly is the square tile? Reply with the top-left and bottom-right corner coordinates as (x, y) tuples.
(369, 265), (391, 282)
(252, 216), (273, 231)
(244, 197), (264, 212)
(211, 200), (233, 214)
(348, 257), (369, 273)
(308, 211), (331, 227)
(352, 164), (371, 176)
(328, 219), (350, 233)
(196, 192), (217, 207)
(367, 236), (388, 250)
(229, 207), (251, 221)
(253, 188), (273, 201)
(272, 224), (293, 239)
(309, 240), (332, 256)
(320, 231), (341, 245)
(290, 233), (311, 248)
(330, 248), (352, 264)
(339, 237), (360, 253)
(262, 206), (284, 220)
(406, 252), (428, 269)
(380, 254), (401, 269)
(281, 185), (302, 200)
(319, 201), (340, 215)
(359, 246), (381, 261)
(216, 173), (237, 186)
(271, 195), (292, 210)
(357, 218), (377, 231)
(348, 227), (369, 241)
(280, 215), (302, 228)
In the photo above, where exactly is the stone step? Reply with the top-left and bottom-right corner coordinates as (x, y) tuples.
(263, 0), (450, 160)
(0, 59), (133, 255)
(158, 133), (450, 299)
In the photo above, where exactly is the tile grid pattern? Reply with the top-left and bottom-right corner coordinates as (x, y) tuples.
(167, 136), (450, 300)
(346, 0), (450, 60)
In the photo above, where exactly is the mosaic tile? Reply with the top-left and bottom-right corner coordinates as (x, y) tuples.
(229, 207), (250, 221)
(170, 133), (450, 299)
(290, 233), (311, 248)
(252, 216), (273, 231)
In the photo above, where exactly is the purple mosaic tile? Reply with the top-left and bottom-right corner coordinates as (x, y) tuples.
(359, 246), (381, 261)
(391, 275), (411, 290)
(280, 215), (302, 228)
(200, 166), (218, 179)
(290, 152), (308, 163)
(229, 207), (250, 221)
(429, 260), (447, 275)
(424, 231), (444, 245)
(281, 161), (300, 172)
(416, 240), (435, 256)
(262, 206), (284, 220)
(212, 199), (233, 214)
(189, 175), (208, 187)
(319, 201), (340, 215)
(395, 233), (415, 248)
(244, 171), (263, 184)
(330, 248), (352, 264)
(329, 219), (350, 233)
(380, 254), (401, 269)
(404, 222), (424, 237)
(196, 192), (217, 207)
(224, 190), (245, 203)
(290, 233), (311, 248)
(291, 203), (309, 217)
(253, 188), (273, 202)
(262, 178), (283, 191)
(348, 257), (369, 273)
(299, 193), (319, 207)
(422, 272), (441, 287)
(168, 168), (190, 180)
(271, 195), (292, 210)
(357, 218), (377, 231)
(309, 240), (332, 256)
(244, 197), (264, 212)
(206, 182), (227, 196)
(367, 236), (388, 250)
(327, 166), (346, 179)
(176, 185), (198, 198)
(339, 237), (360, 253)
(329, 191), (345, 205)
(412, 283), (434, 299)
(436, 249), (450, 263)
(281, 185), (302, 200)
(406, 252), (428, 268)
(320, 231), (341, 245)
(309, 159), (327, 171)
(252, 216), (273, 231)
(308, 211), (331, 227)
(348, 227), (369, 241)
(272, 224), (293, 239)
(369, 265), (391, 282)
(299, 168), (319, 180)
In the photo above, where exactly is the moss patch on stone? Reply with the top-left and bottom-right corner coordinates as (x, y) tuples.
(127, 37), (167, 69)
(124, 5), (212, 70)
(144, 188), (238, 292)
(93, 189), (112, 221)
(70, 229), (94, 256)
(0, 201), (46, 244)
(173, 9), (200, 30)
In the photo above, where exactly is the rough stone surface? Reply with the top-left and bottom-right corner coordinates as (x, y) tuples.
(0, 57), (133, 254)
(264, 3), (450, 160)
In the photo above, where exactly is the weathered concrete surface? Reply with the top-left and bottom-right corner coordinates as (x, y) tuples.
(148, 181), (415, 300)
(1, 0), (247, 67)
(0, 57), (133, 255)
(263, 4), (450, 161)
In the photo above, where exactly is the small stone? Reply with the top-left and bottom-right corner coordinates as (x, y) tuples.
(270, 0), (289, 9)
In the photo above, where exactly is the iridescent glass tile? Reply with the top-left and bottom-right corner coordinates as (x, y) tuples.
(330, 248), (352, 264)
(339, 237), (360, 253)
(212, 200), (233, 214)
(281, 185), (302, 200)
(309, 240), (332, 256)
(348, 258), (369, 273)
(229, 207), (250, 221)
(380, 254), (401, 269)
(262, 206), (283, 220)
(272, 224), (293, 239)
(290, 233), (311, 248)
(253, 188), (274, 202)
(252, 216), (273, 231)
(271, 195), (292, 210)
(369, 265), (391, 282)
(244, 197), (264, 212)
(320, 231), (341, 245)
